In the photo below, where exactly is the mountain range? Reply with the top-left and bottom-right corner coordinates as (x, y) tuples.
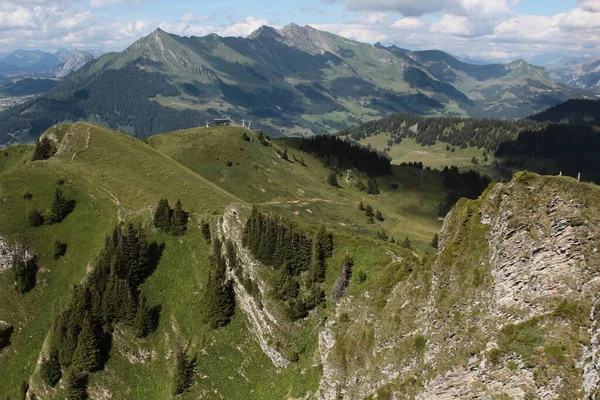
(547, 57), (600, 92)
(0, 49), (94, 78)
(0, 24), (590, 145)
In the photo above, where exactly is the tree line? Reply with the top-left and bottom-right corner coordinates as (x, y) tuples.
(339, 112), (542, 152)
(242, 207), (334, 320)
(298, 135), (392, 176)
(39, 224), (161, 399)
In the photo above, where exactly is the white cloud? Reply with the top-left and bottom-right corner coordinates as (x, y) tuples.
(391, 18), (422, 29)
(578, 0), (600, 12)
(310, 22), (388, 43)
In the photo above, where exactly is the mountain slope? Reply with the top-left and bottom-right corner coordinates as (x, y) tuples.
(0, 25), (588, 145)
(549, 57), (600, 92)
(52, 51), (94, 79)
(0, 123), (599, 399)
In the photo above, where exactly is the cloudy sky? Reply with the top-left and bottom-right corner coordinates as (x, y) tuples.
(1, 0), (599, 61)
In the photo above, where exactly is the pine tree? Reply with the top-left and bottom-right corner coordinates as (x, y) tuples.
(431, 233), (439, 249)
(63, 369), (88, 400)
(28, 209), (45, 227)
(367, 178), (380, 195)
(71, 314), (102, 373)
(200, 220), (211, 243)
(53, 239), (68, 260)
(40, 349), (62, 387)
(48, 187), (73, 223)
(375, 211), (384, 221)
(203, 240), (235, 329)
(401, 237), (412, 249)
(281, 144), (289, 161)
(170, 199), (189, 236)
(133, 294), (153, 338)
(327, 171), (339, 187)
(173, 342), (195, 395)
(364, 204), (373, 217)
(153, 199), (171, 231)
(358, 201), (364, 211)
(32, 137), (56, 161)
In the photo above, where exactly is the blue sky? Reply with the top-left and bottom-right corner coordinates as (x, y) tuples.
(1, 0), (599, 61)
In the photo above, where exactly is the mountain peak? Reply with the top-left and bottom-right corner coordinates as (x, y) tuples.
(247, 25), (280, 41)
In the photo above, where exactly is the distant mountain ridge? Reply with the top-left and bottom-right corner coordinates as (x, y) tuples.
(548, 57), (600, 92)
(0, 24), (590, 144)
(0, 49), (95, 78)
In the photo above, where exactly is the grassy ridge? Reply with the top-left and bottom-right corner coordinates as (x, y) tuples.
(0, 123), (445, 398)
(150, 127), (445, 250)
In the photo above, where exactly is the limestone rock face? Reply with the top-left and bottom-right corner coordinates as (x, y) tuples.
(313, 174), (600, 399)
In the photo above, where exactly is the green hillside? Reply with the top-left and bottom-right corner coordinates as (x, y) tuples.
(149, 126), (445, 249)
(0, 123), (444, 398)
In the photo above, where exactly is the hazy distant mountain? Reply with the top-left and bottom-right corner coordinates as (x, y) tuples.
(0, 49), (62, 76)
(547, 57), (600, 92)
(0, 24), (589, 143)
(53, 51), (94, 79)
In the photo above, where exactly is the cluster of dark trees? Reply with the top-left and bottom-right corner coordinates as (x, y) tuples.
(438, 167), (491, 216)
(0, 67), (216, 144)
(398, 161), (424, 169)
(28, 187), (76, 227)
(298, 135), (392, 176)
(529, 99), (600, 126)
(242, 207), (334, 320)
(354, 178), (380, 195)
(202, 238), (235, 329)
(32, 137), (57, 161)
(340, 113), (542, 152)
(40, 224), (160, 398)
(359, 202), (384, 224)
(153, 199), (189, 236)
(495, 124), (600, 184)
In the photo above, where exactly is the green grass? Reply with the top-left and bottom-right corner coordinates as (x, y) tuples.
(358, 134), (490, 169)
(149, 127), (445, 250)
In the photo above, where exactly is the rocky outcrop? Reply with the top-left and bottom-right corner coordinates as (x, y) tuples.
(216, 204), (290, 368)
(0, 235), (32, 273)
(315, 174), (600, 399)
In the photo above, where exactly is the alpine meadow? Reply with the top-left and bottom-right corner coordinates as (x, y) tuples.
(1, 1), (600, 399)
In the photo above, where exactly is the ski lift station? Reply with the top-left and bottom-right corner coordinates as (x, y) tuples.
(213, 117), (232, 126)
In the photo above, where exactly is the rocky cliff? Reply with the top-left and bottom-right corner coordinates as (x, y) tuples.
(221, 173), (600, 399)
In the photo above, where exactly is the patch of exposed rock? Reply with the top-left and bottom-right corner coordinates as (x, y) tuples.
(216, 204), (290, 368)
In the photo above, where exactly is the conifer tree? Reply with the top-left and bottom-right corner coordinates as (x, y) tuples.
(63, 369), (88, 400)
(327, 171), (339, 187)
(153, 199), (171, 231)
(71, 314), (102, 373)
(173, 342), (195, 395)
(431, 233), (439, 249)
(170, 199), (189, 236)
(367, 178), (380, 195)
(375, 211), (384, 221)
(48, 187), (73, 224)
(53, 239), (68, 260)
(200, 220), (211, 243)
(28, 209), (45, 227)
(203, 239), (235, 329)
(358, 201), (364, 211)
(402, 237), (412, 249)
(40, 349), (62, 387)
(281, 144), (289, 161)
(133, 294), (153, 338)
(32, 137), (56, 161)
(364, 204), (373, 217)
